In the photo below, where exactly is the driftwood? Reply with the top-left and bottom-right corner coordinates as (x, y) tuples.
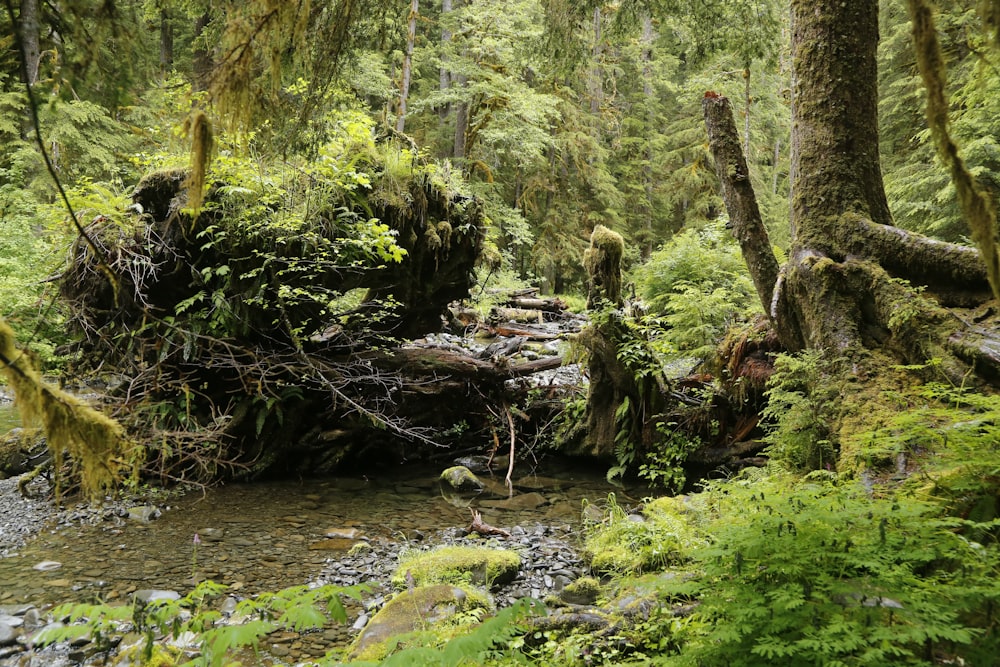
(468, 509), (511, 538)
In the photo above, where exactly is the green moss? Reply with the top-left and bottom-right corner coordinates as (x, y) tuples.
(440, 465), (484, 490)
(583, 494), (705, 576)
(392, 545), (521, 589)
(350, 583), (493, 662)
(559, 576), (602, 605)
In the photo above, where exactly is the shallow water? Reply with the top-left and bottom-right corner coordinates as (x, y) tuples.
(0, 463), (643, 608)
(0, 401), (18, 433)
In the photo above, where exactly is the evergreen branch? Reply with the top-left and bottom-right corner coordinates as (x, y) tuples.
(3, 0), (119, 304)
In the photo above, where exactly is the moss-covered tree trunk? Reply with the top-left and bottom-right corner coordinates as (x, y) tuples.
(765, 0), (994, 366)
(703, 0), (1000, 475)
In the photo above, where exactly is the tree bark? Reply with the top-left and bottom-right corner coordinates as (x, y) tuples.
(790, 0), (891, 240)
(396, 0), (419, 133)
(159, 7), (174, 76)
(703, 94), (781, 321)
(192, 11), (213, 92)
(19, 0), (40, 85)
(438, 0), (452, 121)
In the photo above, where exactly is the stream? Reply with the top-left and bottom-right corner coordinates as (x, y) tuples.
(0, 400), (650, 663)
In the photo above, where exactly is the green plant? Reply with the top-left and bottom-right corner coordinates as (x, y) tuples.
(761, 350), (839, 471)
(33, 580), (366, 667)
(583, 493), (705, 576)
(657, 471), (1000, 666)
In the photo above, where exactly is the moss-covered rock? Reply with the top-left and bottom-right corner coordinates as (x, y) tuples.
(440, 465), (484, 491)
(350, 584), (492, 661)
(559, 576), (602, 606)
(393, 545), (521, 589)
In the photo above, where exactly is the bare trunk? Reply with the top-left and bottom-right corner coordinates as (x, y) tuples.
(192, 11), (213, 92)
(454, 78), (468, 160)
(588, 7), (603, 116)
(641, 13), (655, 260)
(396, 0), (419, 133)
(159, 7), (174, 76)
(703, 94), (781, 322)
(20, 0), (40, 85)
(438, 0), (452, 121)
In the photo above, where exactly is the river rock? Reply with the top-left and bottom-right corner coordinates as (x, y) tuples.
(350, 585), (486, 660)
(134, 589), (181, 603)
(309, 538), (358, 551)
(32, 560), (61, 571)
(127, 506), (161, 523)
(440, 466), (484, 491)
(0, 620), (19, 646)
(324, 527), (363, 540)
(393, 544), (521, 589)
(479, 491), (549, 511)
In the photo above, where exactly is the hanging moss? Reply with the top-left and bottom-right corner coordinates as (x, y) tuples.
(909, 0), (1000, 301)
(182, 109), (214, 217)
(0, 319), (139, 499)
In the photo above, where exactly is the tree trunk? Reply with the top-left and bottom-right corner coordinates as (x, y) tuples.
(640, 13), (655, 260)
(396, 0), (419, 133)
(20, 0), (40, 85)
(703, 94), (781, 321)
(588, 7), (603, 116)
(438, 0), (452, 121)
(192, 11), (213, 92)
(159, 7), (174, 76)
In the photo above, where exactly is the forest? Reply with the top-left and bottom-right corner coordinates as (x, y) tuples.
(1, 0), (1000, 665)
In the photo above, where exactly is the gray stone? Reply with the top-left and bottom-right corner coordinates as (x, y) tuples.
(127, 506), (161, 523)
(32, 560), (61, 572)
(0, 621), (19, 646)
(134, 589), (181, 603)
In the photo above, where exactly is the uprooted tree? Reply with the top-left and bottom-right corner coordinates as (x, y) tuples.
(54, 134), (564, 482)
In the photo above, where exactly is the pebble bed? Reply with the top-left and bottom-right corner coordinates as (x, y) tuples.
(0, 467), (624, 666)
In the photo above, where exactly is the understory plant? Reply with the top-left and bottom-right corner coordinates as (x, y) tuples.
(655, 470), (1000, 666)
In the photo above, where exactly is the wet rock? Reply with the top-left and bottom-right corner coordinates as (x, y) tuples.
(134, 589), (180, 603)
(479, 491), (549, 511)
(440, 466), (484, 491)
(127, 506), (161, 523)
(324, 527), (363, 540)
(32, 561), (61, 572)
(0, 620), (19, 646)
(198, 528), (225, 542)
(309, 538), (359, 551)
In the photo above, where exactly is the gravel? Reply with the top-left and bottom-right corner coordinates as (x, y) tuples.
(0, 476), (57, 559)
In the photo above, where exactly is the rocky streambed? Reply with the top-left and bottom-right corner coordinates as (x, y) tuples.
(0, 459), (646, 665)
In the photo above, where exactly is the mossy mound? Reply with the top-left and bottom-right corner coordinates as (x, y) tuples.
(392, 545), (521, 590)
(583, 495), (705, 576)
(350, 584), (492, 661)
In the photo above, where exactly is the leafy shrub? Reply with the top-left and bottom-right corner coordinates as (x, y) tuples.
(632, 222), (759, 357)
(761, 350), (839, 471)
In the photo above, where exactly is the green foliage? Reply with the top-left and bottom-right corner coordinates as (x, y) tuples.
(761, 351), (839, 471)
(632, 222), (759, 357)
(33, 580), (366, 667)
(392, 545), (521, 590)
(657, 471), (1000, 667)
(582, 493), (706, 576)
